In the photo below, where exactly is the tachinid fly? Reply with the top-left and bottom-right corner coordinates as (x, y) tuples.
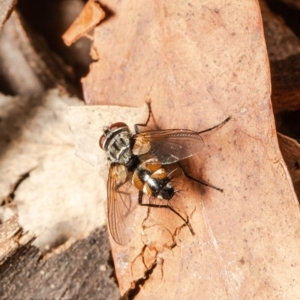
(100, 103), (230, 245)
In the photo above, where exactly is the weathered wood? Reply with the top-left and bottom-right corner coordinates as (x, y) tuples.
(0, 215), (35, 264)
(0, 216), (119, 300)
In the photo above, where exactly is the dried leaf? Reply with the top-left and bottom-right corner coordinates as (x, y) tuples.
(80, 0), (300, 298)
(0, 90), (103, 251)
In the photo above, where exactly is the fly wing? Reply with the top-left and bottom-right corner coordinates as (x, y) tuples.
(107, 165), (136, 245)
(133, 129), (205, 164)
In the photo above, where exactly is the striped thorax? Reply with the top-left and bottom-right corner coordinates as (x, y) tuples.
(100, 122), (133, 165)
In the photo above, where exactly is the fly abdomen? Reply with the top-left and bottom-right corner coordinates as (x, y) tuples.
(132, 158), (175, 200)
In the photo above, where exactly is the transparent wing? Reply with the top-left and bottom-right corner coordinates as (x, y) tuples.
(107, 165), (136, 245)
(134, 129), (205, 164)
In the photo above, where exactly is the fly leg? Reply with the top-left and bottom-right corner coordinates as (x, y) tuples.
(138, 191), (195, 235)
(135, 101), (160, 133)
(134, 102), (152, 133)
(197, 116), (231, 134)
(177, 162), (223, 192)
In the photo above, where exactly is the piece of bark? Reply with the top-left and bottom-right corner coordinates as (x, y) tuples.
(260, 0), (300, 112)
(0, 11), (77, 96)
(0, 0), (16, 30)
(0, 215), (35, 264)
(278, 133), (300, 200)
(62, 0), (105, 46)
(81, 0), (300, 298)
(0, 216), (119, 299)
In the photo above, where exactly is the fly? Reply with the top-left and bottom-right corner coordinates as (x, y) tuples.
(100, 103), (230, 245)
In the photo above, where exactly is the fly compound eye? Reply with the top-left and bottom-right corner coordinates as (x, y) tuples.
(99, 134), (106, 149)
(109, 122), (128, 131)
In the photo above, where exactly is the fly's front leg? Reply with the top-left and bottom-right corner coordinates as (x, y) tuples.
(134, 102), (153, 133)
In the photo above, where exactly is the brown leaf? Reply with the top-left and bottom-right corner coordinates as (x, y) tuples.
(81, 0), (300, 298)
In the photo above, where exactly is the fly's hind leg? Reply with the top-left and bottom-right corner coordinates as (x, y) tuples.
(197, 116), (231, 135)
(138, 191), (195, 235)
(177, 162), (223, 192)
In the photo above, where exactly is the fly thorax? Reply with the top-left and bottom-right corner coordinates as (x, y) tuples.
(106, 130), (133, 165)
